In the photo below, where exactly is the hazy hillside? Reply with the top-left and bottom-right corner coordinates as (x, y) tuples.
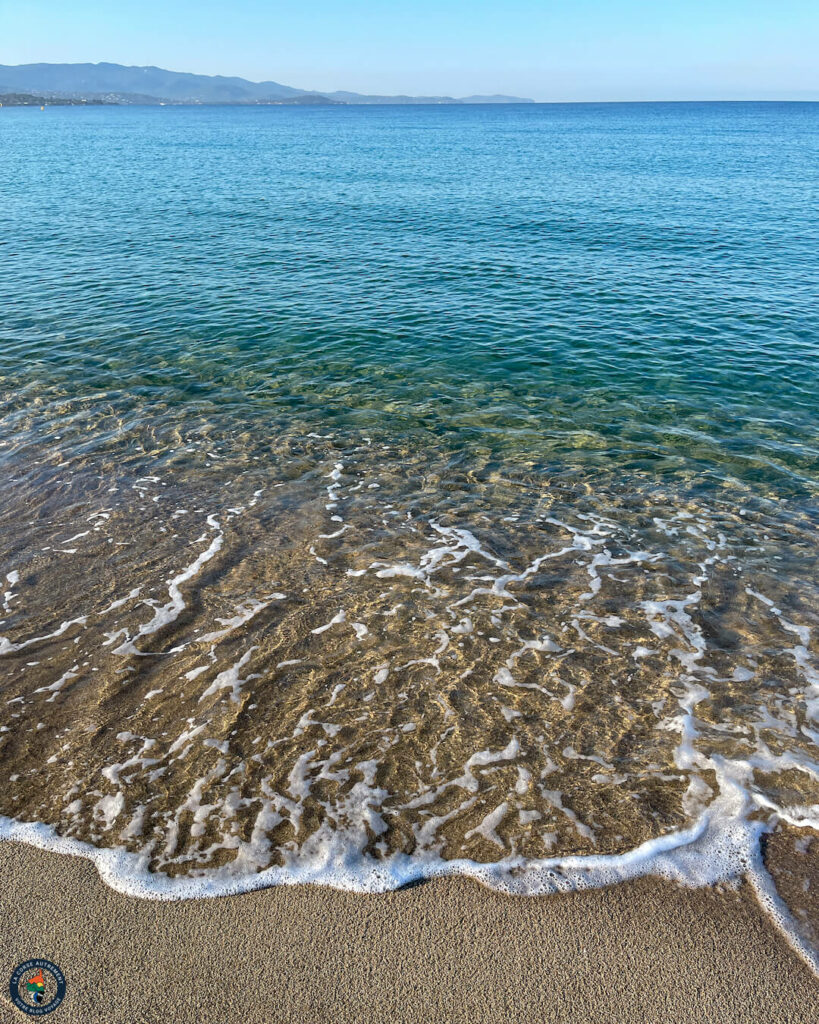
(0, 63), (533, 105)
(0, 63), (302, 102)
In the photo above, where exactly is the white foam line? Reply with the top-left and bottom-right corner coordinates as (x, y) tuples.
(113, 517), (223, 655)
(198, 595), (285, 644)
(746, 586), (819, 723)
(366, 522), (509, 589)
(33, 666), (80, 701)
(0, 615), (88, 656)
(318, 525), (351, 540)
(0, 803), (814, 975)
(747, 861), (819, 974)
(199, 648), (259, 703)
(312, 610), (346, 635)
(2, 570), (20, 615)
(1, 727), (815, 974)
(100, 588), (142, 615)
(61, 531), (90, 544)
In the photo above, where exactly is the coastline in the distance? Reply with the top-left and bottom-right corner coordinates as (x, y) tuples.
(0, 61), (534, 106)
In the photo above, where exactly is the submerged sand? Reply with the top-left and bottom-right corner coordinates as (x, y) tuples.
(3, 435), (818, 885)
(0, 840), (816, 1024)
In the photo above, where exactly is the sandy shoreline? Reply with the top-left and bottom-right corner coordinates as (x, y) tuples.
(1, 840), (816, 1023)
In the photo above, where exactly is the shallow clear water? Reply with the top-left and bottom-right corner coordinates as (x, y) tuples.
(0, 103), (817, 898)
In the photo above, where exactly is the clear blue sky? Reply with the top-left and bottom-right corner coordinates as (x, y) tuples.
(3, 0), (818, 101)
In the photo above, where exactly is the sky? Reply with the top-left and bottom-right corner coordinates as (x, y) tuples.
(2, 0), (818, 101)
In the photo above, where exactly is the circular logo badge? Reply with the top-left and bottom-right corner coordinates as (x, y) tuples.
(9, 960), (66, 1016)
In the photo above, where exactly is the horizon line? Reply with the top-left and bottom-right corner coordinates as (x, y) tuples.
(4, 97), (818, 106)
(2, 61), (817, 105)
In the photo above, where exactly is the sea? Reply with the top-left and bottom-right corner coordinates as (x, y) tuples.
(0, 101), (817, 948)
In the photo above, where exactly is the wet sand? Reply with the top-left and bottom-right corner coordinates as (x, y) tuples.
(0, 840), (816, 1024)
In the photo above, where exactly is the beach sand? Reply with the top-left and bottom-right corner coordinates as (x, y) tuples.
(1, 840), (816, 1024)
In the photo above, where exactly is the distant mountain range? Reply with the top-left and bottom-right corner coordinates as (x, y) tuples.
(0, 63), (533, 106)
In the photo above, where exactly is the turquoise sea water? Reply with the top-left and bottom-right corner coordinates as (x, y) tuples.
(3, 102), (818, 488)
(0, 104), (818, 912)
